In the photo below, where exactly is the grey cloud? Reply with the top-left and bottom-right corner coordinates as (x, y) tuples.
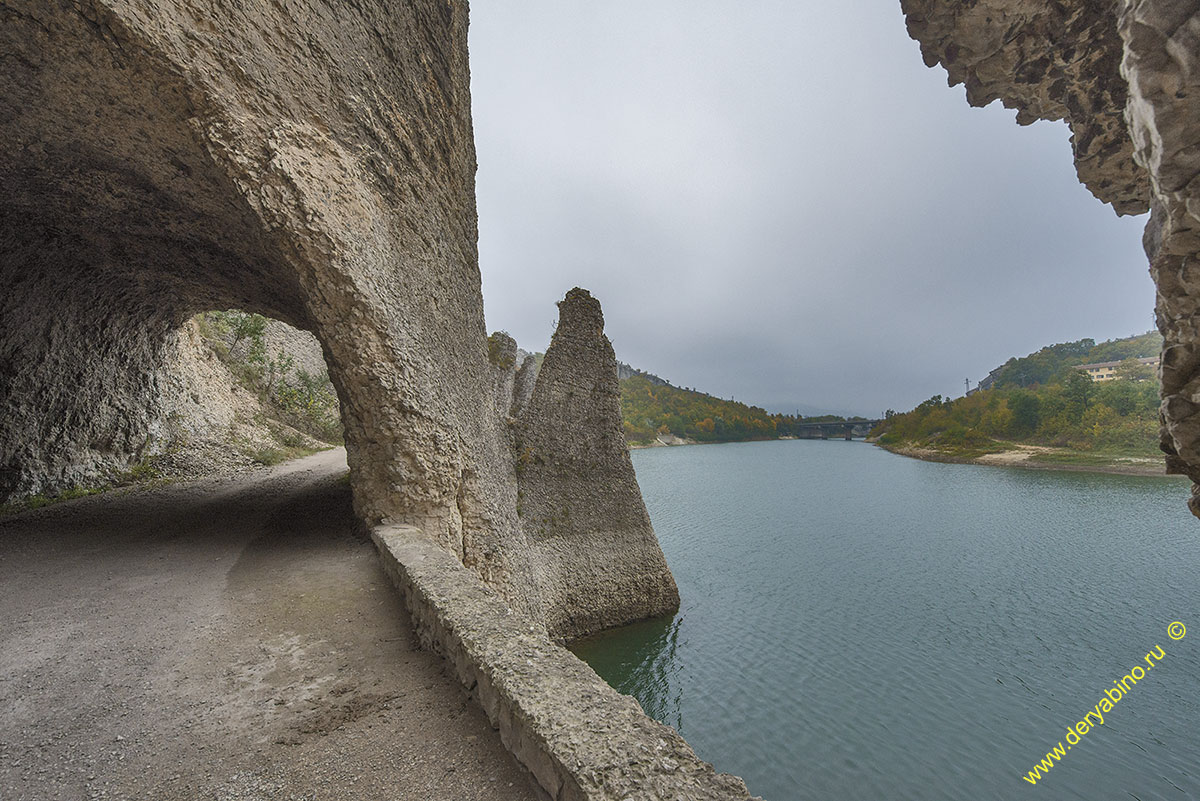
(470, 1), (1152, 417)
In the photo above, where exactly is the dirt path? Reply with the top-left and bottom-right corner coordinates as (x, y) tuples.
(0, 449), (539, 801)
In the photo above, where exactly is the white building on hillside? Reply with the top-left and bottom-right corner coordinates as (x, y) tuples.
(1075, 356), (1159, 382)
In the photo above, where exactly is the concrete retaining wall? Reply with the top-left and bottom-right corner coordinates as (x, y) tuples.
(369, 524), (759, 801)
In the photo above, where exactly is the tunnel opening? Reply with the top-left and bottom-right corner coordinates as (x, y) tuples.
(0, 0), (500, 536)
(0, 305), (349, 511)
(175, 309), (345, 471)
(0, 4), (315, 506)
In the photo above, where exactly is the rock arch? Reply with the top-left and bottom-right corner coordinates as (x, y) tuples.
(0, 1), (678, 634)
(1, 0), (525, 604)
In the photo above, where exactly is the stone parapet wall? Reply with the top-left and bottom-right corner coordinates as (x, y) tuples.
(369, 524), (758, 801)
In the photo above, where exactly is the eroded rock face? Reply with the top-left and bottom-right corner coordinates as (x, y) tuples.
(1, 0), (488, 540)
(901, 0), (1150, 215)
(1118, 3), (1200, 515)
(515, 289), (681, 641)
(902, 0), (1200, 516)
(0, 2), (676, 632)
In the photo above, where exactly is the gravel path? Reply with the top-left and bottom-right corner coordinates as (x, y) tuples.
(0, 449), (540, 801)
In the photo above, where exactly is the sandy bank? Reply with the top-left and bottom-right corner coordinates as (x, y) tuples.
(629, 433), (699, 449)
(878, 442), (1183, 478)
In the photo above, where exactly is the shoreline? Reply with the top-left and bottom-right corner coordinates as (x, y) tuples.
(628, 434), (791, 450)
(628, 436), (700, 450)
(625, 436), (1180, 480)
(876, 441), (1183, 479)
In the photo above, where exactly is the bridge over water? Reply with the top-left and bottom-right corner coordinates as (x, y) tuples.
(791, 420), (883, 440)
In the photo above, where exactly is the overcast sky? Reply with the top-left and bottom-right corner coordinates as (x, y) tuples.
(468, 1), (1152, 417)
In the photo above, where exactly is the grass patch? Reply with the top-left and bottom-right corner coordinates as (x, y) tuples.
(900, 437), (1013, 461)
(885, 443), (1007, 462)
(0, 485), (104, 517)
(123, 459), (162, 484)
(0, 455), (174, 516)
(1029, 449), (1160, 467)
(248, 445), (326, 466)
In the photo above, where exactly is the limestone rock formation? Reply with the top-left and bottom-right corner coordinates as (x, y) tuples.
(261, 319), (328, 383)
(515, 289), (681, 641)
(900, 0), (1149, 215)
(158, 319), (315, 477)
(0, 2), (678, 632)
(511, 351), (540, 420)
(1, 0), (494, 537)
(1120, 2), (1200, 516)
(0, 0), (535, 599)
(902, 0), (1200, 517)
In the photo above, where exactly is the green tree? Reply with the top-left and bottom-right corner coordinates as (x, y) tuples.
(1063, 370), (1093, 422)
(223, 311), (268, 359)
(1114, 357), (1154, 382)
(1096, 379), (1138, 416)
(1008, 391), (1040, 435)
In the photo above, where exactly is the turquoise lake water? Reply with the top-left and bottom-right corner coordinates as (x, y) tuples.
(571, 440), (1200, 801)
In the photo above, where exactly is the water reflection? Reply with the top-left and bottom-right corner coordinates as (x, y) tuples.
(570, 612), (683, 730)
(572, 440), (1200, 801)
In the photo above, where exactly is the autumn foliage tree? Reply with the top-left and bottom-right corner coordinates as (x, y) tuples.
(620, 375), (798, 444)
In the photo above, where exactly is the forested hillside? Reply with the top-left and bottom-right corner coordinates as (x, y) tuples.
(873, 331), (1161, 459)
(619, 374), (863, 444)
(621, 375), (784, 443)
(986, 331), (1160, 388)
